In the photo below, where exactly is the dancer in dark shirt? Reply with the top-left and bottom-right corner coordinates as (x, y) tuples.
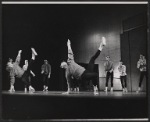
(41, 60), (51, 91)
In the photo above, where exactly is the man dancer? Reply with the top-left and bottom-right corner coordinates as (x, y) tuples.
(41, 60), (51, 91)
(136, 55), (147, 93)
(60, 37), (106, 95)
(23, 60), (36, 92)
(104, 56), (114, 92)
(118, 61), (127, 92)
(6, 48), (37, 92)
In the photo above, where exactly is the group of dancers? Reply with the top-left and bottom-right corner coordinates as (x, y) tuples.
(6, 36), (147, 94)
(6, 49), (51, 92)
(6, 48), (38, 92)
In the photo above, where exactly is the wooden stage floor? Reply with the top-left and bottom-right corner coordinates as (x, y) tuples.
(2, 90), (147, 98)
(2, 91), (148, 120)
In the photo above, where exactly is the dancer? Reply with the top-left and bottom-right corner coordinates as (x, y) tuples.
(118, 61), (127, 92)
(41, 60), (51, 91)
(60, 37), (106, 95)
(104, 56), (114, 92)
(136, 55), (147, 93)
(6, 48), (37, 92)
(23, 60), (36, 92)
(6, 58), (16, 92)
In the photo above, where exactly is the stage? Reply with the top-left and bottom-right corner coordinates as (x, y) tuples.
(2, 91), (148, 120)
(2, 90), (147, 98)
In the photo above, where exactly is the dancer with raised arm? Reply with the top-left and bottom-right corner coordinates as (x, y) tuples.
(60, 37), (106, 95)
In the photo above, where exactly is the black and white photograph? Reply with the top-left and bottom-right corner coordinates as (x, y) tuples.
(1, 1), (149, 121)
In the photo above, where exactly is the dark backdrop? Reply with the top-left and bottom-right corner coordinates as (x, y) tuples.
(121, 12), (147, 92)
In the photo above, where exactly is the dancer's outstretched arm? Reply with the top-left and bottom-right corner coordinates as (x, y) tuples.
(30, 70), (35, 77)
(41, 65), (44, 74)
(67, 39), (74, 62)
(48, 64), (51, 78)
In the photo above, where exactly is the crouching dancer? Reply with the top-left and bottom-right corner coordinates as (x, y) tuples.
(60, 37), (106, 95)
(6, 48), (37, 92)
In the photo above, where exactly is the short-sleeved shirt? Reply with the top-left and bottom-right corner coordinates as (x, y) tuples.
(118, 65), (127, 76)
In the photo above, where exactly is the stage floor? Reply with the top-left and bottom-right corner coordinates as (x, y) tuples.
(2, 91), (148, 120)
(2, 91), (146, 98)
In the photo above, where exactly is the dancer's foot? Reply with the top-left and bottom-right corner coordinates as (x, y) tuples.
(94, 91), (99, 95)
(18, 50), (22, 54)
(110, 87), (113, 92)
(8, 89), (15, 92)
(99, 37), (106, 51)
(62, 91), (70, 94)
(12, 89), (15, 92)
(94, 85), (99, 94)
(9, 85), (15, 92)
(45, 86), (48, 92)
(43, 85), (46, 91)
(12, 85), (15, 92)
(104, 87), (108, 92)
(29, 86), (35, 92)
(31, 48), (38, 56)
(125, 88), (128, 92)
(77, 87), (79, 92)
(104, 89), (107, 92)
(67, 39), (71, 46)
(122, 88), (125, 93)
(8, 89), (14, 92)
(24, 88), (27, 93)
(8, 89), (12, 92)
(136, 87), (141, 93)
(102, 37), (106, 46)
